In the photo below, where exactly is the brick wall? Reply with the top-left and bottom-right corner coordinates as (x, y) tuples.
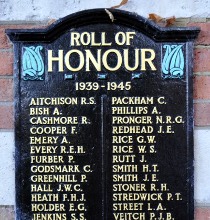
(0, 23), (47, 130)
(189, 20), (210, 219)
(190, 22), (210, 128)
(0, 22), (47, 219)
(0, 19), (209, 219)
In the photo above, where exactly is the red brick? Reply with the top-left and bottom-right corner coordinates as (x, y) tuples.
(0, 206), (14, 220)
(0, 51), (13, 75)
(194, 48), (210, 72)
(0, 105), (13, 129)
(0, 79), (13, 101)
(188, 22), (210, 45)
(0, 24), (46, 49)
(195, 207), (210, 220)
(194, 103), (210, 126)
(194, 75), (210, 99)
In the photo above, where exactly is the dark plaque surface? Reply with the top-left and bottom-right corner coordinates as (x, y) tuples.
(6, 9), (200, 220)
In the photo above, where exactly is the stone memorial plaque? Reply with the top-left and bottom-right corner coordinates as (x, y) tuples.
(6, 9), (200, 220)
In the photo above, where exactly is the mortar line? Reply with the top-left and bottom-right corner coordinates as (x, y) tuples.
(195, 45), (210, 49)
(193, 72), (210, 75)
(0, 101), (14, 105)
(0, 48), (13, 52)
(195, 126), (210, 130)
(0, 75), (13, 79)
(193, 99), (210, 103)
(0, 129), (14, 132)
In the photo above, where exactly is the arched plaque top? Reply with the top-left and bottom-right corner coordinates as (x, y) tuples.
(6, 9), (200, 43)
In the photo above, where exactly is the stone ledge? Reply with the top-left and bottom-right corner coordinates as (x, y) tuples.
(0, 206), (210, 219)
